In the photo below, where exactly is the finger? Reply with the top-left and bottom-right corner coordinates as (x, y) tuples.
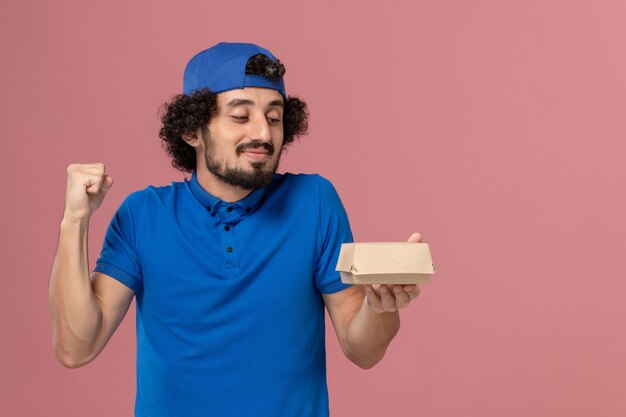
(85, 175), (105, 194)
(402, 284), (417, 293)
(101, 175), (114, 192)
(378, 285), (397, 312)
(401, 284), (421, 300)
(70, 163), (106, 177)
(402, 284), (420, 300)
(365, 285), (383, 311)
(407, 232), (422, 243)
(81, 164), (106, 173)
(392, 285), (411, 308)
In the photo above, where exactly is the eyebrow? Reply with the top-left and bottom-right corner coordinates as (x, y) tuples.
(225, 98), (285, 108)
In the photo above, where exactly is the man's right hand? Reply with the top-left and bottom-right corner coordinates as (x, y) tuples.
(64, 163), (114, 222)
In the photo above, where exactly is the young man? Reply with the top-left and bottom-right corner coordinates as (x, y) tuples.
(49, 42), (422, 417)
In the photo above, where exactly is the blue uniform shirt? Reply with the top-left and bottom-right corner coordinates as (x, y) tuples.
(94, 170), (353, 417)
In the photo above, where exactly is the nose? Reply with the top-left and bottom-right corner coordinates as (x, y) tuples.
(249, 115), (272, 143)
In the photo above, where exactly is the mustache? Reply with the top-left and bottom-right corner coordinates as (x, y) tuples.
(236, 141), (275, 156)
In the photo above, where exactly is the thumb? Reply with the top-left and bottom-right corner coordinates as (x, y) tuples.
(407, 232), (422, 243)
(101, 175), (114, 193)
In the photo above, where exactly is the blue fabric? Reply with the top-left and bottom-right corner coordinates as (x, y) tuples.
(94, 171), (353, 417)
(183, 42), (287, 99)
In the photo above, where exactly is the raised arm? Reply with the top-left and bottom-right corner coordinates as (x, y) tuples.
(48, 163), (134, 368)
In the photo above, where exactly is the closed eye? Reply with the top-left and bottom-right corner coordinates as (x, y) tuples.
(231, 116), (281, 124)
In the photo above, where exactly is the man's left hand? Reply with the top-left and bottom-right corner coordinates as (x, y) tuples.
(363, 232), (422, 314)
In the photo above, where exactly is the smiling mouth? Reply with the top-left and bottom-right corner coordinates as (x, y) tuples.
(243, 149), (270, 161)
(244, 149), (268, 155)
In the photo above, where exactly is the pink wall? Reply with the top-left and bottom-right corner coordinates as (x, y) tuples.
(2, 0), (625, 415)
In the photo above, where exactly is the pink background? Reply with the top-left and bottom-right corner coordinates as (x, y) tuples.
(1, 0), (625, 416)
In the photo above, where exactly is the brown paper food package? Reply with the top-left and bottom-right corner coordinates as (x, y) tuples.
(335, 242), (435, 285)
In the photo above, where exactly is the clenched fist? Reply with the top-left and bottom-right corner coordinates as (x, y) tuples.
(64, 163), (114, 222)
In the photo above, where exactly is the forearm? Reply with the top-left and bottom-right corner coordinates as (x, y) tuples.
(344, 297), (400, 369)
(48, 217), (102, 367)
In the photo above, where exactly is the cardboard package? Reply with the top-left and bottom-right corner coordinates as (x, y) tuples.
(335, 242), (435, 285)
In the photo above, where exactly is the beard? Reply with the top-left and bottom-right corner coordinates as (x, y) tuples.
(201, 129), (282, 190)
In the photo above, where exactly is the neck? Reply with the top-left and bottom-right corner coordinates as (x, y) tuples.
(195, 165), (253, 203)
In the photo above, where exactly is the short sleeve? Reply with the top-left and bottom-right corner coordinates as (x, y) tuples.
(314, 176), (354, 294)
(93, 191), (145, 293)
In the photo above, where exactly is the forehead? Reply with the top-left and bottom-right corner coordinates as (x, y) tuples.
(217, 87), (284, 110)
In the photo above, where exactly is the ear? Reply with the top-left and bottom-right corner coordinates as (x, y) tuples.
(182, 128), (203, 148)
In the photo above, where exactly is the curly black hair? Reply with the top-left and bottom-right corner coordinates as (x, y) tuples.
(158, 53), (309, 173)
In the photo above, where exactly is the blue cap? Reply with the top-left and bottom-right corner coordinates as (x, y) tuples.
(183, 42), (287, 99)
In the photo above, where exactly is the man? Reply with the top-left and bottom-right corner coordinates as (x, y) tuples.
(49, 42), (422, 417)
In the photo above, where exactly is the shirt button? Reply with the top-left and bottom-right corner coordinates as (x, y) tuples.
(227, 206), (233, 212)
(245, 207), (251, 213)
(224, 225), (230, 231)
(226, 247), (233, 253)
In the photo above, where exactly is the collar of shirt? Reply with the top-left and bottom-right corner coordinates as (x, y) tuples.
(187, 170), (269, 224)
